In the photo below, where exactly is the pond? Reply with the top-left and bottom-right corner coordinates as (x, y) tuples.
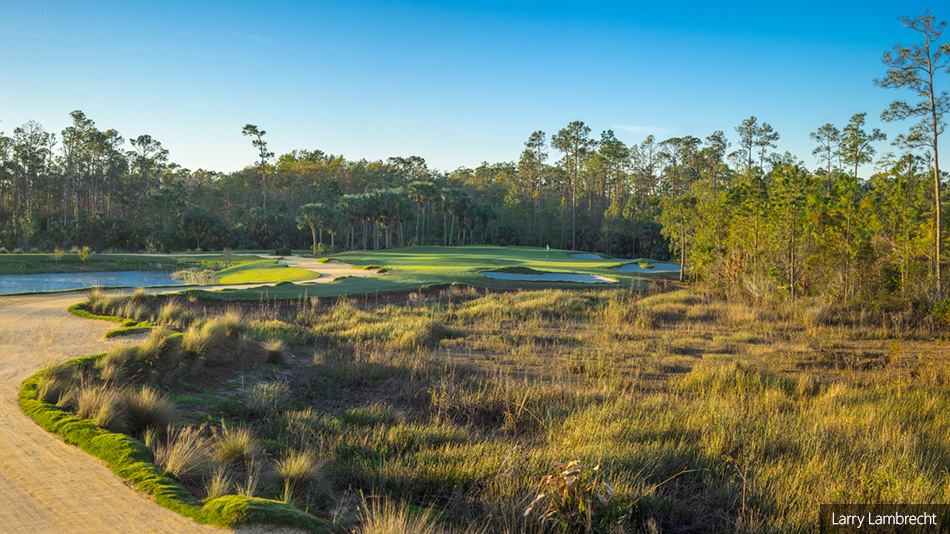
(0, 271), (185, 295)
(481, 272), (616, 284)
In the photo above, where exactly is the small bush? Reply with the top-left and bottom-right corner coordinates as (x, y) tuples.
(524, 461), (621, 534)
(264, 339), (287, 365)
(275, 248), (292, 256)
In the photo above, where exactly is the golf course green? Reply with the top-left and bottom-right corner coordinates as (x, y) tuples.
(183, 245), (678, 300)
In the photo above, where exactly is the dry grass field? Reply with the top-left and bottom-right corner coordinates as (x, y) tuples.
(28, 284), (950, 533)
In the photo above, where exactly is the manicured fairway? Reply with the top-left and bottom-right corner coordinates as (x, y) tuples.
(214, 259), (319, 284)
(185, 245), (678, 301)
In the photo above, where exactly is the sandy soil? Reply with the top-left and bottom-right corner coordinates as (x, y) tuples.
(0, 292), (310, 533)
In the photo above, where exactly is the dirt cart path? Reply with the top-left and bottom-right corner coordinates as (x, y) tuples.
(268, 256), (383, 283)
(0, 292), (229, 533)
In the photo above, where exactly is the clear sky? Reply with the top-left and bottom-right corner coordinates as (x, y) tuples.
(1, 1), (947, 175)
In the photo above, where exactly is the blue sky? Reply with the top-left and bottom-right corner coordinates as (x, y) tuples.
(1, 1), (946, 175)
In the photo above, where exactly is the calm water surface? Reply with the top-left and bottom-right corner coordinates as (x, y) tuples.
(0, 271), (184, 295)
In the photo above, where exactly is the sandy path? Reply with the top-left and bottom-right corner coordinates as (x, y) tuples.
(270, 257), (381, 283)
(0, 292), (230, 533)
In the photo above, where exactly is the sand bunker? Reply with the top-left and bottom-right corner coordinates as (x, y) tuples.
(481, 272), (616, 284)
(570, 253), (604, 260)
(614, 262), (681, 273)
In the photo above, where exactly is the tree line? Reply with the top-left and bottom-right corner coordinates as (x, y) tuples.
(0, 11), (947, 312)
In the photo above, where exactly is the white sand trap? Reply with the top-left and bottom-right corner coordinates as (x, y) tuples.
(481, 272), (616, 284)
(614, 262), (681, 273)
(570, 253), (604, 260)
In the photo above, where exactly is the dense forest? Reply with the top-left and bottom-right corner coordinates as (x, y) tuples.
(1, 13), (948, 313)
(0, 108), (946, 309)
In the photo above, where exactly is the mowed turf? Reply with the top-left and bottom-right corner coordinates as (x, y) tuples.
(186, 246), (678, 301)
(0, 252), (259, 275)
(215, 259), (319, 284)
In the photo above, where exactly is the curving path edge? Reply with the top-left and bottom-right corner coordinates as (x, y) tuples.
(0, 292), (231, 533)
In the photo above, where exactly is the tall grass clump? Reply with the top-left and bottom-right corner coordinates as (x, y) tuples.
(264, 338), (287, 364)
(86, 287), (124, 315)
(157, 298), (186, 326)
(181, 320), (228, 359)
(356, 495), (485, 534)
(241, 381), (291, 419)
(220, 309), (247, 337)
(123, 386), (176, 438)
(394, 318), (458, 351)
(137, 327), (183, 369)
(205, 466), (234, 500)
(214, 422), (262, 470)
(276, 449), (321, 505)
(97, 346), (138, 380)
(75, 383), (129, 433)
(151, 423), (213, 484)
(36, 364), (80, 405)
(171, 268), (218, 285)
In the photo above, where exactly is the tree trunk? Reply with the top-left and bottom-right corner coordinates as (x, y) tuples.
(934, 126), (942, 296)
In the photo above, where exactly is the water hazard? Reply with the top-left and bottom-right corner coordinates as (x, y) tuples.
(0, 271), (184, 295)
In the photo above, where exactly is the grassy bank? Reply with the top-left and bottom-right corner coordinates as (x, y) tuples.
(20, 300), (331, 532)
